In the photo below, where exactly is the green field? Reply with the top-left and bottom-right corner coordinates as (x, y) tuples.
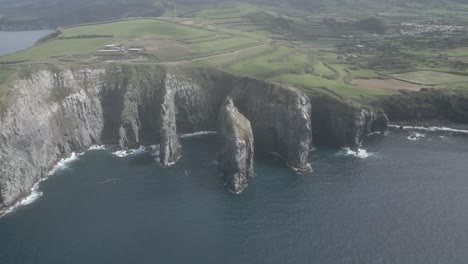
(391, 71), (468, 85)
(2, 1), (468, 102)
(0, 69), (14, 85)
(226, 46), (311, 76)
(445, 48), (468, 57)
(191, 37), (260, 53)
(349, 68), (383, 79)
(313, 61), (336, 77)
(1, 38), (111, 62)
(0, 68), (16, 110)
(195, 45), (273, 67)
(272, 73), (398, 98)
(62, 19), (213, 39)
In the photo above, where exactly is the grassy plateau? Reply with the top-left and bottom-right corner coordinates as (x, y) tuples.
(2, 1), (468, 103)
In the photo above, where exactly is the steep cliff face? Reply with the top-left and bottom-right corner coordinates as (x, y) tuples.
(0, 64), (391, 209)
(171, 69), (236, 134)
(230, 78), (313, 174)
(218, 98), (254, 194)
(159, 74), (181, 167)
(376, 88), (468, 124)
(0, 69), (105, 208)
(307, 93), (388, 150)
(100, 65), (166, 148)
(0, 65), (243, 208)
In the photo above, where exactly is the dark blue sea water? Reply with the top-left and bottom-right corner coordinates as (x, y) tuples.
(1, 128), (467, 264)
(0, 30), (53, 56)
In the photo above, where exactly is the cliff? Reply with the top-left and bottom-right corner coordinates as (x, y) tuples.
(375, 88), (468, 125)
(306, 92), (388, 150)
(0, 64), (386, 210)
(230, 79), (313, 174)
(218, 98), (254, 194)
(0, 69), (104, 208)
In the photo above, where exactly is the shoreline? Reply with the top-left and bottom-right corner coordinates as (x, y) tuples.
(388, 120), (468, 133)
(2, 122), (466, 218)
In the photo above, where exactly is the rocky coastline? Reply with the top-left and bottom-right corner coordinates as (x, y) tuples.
(1, 64), (427, 212)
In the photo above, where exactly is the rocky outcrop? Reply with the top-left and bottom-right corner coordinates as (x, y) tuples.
(0, 69), (104, 208)
(230, 78), (313, 174)
(100, 65), (165, 148)
(307, 93), (388, 150)
(0, 65), (243, 208)
(375, 88), (468, 124)
(218, 98), (254, 194)
(0, 64), (393, 210)
(159, 75), (181, 167)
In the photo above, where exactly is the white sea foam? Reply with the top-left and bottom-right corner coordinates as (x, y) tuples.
(112, 149), (132, 157)
(368, 131), (388, 136)
(339, 148), (373, 159)
(19, 183), (43, 206)
(180, 131), (217, 139)
(112, 145), (159, 158)
(407, 132), (426, 141)
(290, 163), (313, 174)
(1, 152), (80, 218)
(48, 152), (80, 176)
(88, 145), (107, 150)
(1, 180), (44, 217)
(389, 124), (468, 134)
(112, 146), (143, 157)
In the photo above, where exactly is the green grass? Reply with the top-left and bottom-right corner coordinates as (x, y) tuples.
(0, 38), (111, 61)
(0, 68), (14, 85)
(0, 68), (16, 113)
(445, 48), (468, 57)
(62, 19), (213, 39)
(190, 37), (259, 53)
(180, 34), (232, 43)
(313, 60), (335, 76)
(195, 45), (273, 67)
(391, 71), (468, 85)
(226, 46), (311, 76)
(272, 73), (397, 98)
(349, 68), (383, 79)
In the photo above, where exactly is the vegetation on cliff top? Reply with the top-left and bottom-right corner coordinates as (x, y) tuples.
(2, 1), (468, 106)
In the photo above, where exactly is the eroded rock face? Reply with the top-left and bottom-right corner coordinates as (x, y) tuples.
(100, 65), (166, 148)
(0, 69), (105, 208)
(0, 66), (239, 208)
(159, 75), (181, 167)
(308, 94), (388, 150)
(230, 78), (313, 174)
(218, 98), (254, 194)
(0, 65), (390, 210)
(375, 89), (468, 124)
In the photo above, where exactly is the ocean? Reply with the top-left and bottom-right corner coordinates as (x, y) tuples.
(1, 128), (467, 264)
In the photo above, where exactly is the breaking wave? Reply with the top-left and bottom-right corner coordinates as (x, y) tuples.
(1, 152), (80, 218)
(339, 148), (374, 159)
(180, 131), (217, 139)
(88, 145), (107, 151)
(407, 132), (426, 141)
(112, 145), (159, 158)
(48, 152), (80, 176)
(389, 125), (468, 134)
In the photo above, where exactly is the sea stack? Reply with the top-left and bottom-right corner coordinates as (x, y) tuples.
(217, 98), (254, 194)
